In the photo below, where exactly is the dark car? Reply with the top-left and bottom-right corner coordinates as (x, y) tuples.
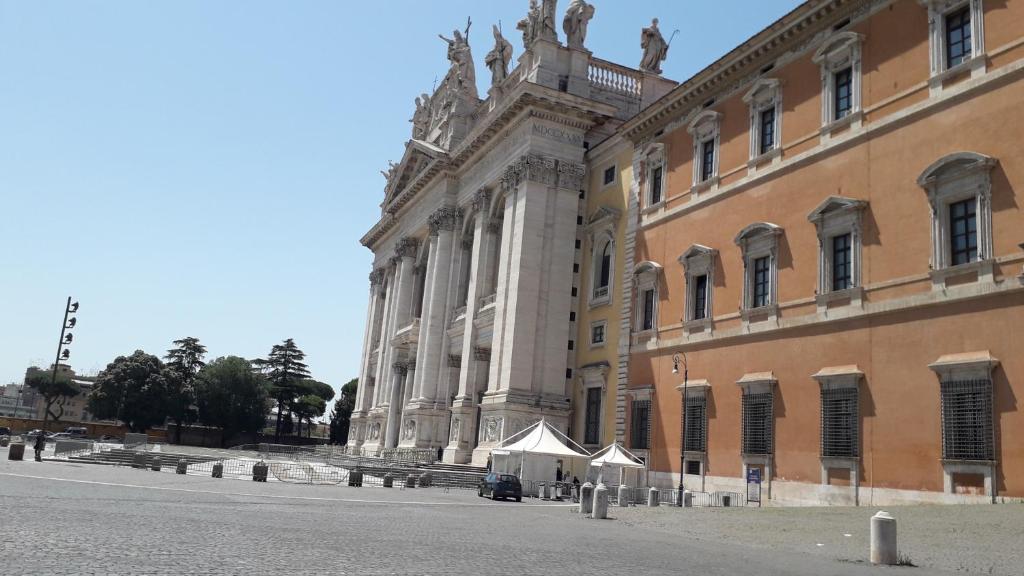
(478, 473), (522, 502)
(0, 426), (11, 437)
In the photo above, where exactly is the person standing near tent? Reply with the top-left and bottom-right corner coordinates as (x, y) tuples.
(33, 433), (46, 462)
(556, 466), (563, 482)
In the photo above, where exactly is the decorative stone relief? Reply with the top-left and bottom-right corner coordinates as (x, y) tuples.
(392, 362), (409, 376)
(501, 154), (585, 192)
(483, 416), (504, 442)
(471, 189), (492, 212)
(402, 419), (416, 440)
(450, 418), (461, 442)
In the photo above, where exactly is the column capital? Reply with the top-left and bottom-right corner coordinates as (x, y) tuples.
(428, 206), (463, 236)
(473, 347), (492, 362)
(369, 267), (386, 286)
(394, 236), (420, 259)
(500, 154), (585, 192)
(471, 189), (492, 212)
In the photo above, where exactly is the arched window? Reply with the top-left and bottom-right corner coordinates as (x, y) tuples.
(599, 241), (611, 289)
(590, 237), (614, 305)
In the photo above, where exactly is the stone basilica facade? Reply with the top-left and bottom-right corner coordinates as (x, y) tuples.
(347, 1), (672, 465)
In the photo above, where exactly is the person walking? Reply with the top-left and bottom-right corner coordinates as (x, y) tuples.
(33, 433), (46, 462)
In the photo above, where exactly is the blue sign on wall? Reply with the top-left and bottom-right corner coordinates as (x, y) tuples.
(747, 467), (762, 484)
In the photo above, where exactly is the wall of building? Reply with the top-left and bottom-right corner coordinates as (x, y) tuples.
(627, 0), (1024, 504)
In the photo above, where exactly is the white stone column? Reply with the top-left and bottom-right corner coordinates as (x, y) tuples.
(413, 207), (460, 403)
(385, 362), (408, 448)
(348, 267), (386, 448)
(371, 267), (396, 409)
(379, 237), (419, 449)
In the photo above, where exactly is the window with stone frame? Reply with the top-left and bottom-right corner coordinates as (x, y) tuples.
(634, 261), (661, 334)
(585, 206), (619, 307)
(734, 223), (782, 319)
(916, 152), (996, 286)
(813, 32), (863, 135)
(590, 320), (606, 347)
(821, 385), (859, 458)
(742, 78), (782, 166)
(922, 0), (986, 88)
(642, 143), (666, 208)
(687, 110), (721, 194)
(684, 393), (707, 453)
(741, 391), (773, 456)
(630, 399), (651, 450)
(679, 244), (717, 332)
(603, 164), (617, 186)
(594, 239), (612, 300)
(808, 196), (867, 304)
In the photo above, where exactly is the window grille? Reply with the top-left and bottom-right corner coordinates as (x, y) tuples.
(692, 274), (709, 320)
(650, 165), (663, 204)
(940, 379), (993, 461)
(631, 400), (651, 450)
(684, 394), (707, 453)
(584, 387), (601, 445)
(834, 67), (853, 120)
(821, 386), (858, 458)
(591, 324), (605, 345)
(700, 139), (715, 182)
(685, 459), (701, 475)
(831, 233), (852, 291)
(945, 6), (972, 68)
(741, 392), (773, 455)
(759, 107), (776, 155)
(949, 198), (977, 265)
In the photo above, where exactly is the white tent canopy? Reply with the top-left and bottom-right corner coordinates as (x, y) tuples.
(588, 443), (646, 468)
(490, 420), (590, 493)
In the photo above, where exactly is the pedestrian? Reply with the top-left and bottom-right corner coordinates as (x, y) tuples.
(437, 446), (443, 462)
(33, 433), (46, 462)
(555, 467), (563, 482)
(486, 454), (492, 471)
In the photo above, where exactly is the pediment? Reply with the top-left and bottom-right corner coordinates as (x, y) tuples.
(382, 140), (449, 210)
(807, 196), (867, 223)
(586, 205), (621, 230)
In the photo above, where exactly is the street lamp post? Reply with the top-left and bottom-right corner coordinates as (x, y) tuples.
(44, 297), (79, 433)
(672, 352), (688, 506)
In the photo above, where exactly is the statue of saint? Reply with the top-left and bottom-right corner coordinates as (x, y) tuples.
(563, 0), (595, 50)
(539, 0), (558, 43)
(516, 0), (541, 49)
(484, 25), (513, 87)
(410, 93), (432, 139)
(439, 18), (476, 97)
(639, 18), (670, 75)
(381, 161), (399, 185)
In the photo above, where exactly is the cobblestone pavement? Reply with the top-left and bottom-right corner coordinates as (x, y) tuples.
(0, 454), (959, 576)
(613, 502), (1024, 576)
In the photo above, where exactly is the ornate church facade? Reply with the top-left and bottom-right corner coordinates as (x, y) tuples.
(346, 0), (673, 465)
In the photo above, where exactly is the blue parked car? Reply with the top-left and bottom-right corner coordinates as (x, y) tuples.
(478, 472), (522, 502)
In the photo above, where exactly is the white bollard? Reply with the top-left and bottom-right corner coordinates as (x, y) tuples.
(593, 483), (609, 519)
(648, 486), (660, 507)
(870, 511), (898, 565)
(618, 484), (630, 507)
(579, 482), (594, 516)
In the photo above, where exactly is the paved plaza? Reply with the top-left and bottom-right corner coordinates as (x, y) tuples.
(1, 451), (1020, 575)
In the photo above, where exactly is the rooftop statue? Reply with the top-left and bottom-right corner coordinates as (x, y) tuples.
(639, 18), (670, 75)
(484, 25), (513, 87)
(381, 161), (398, 185)
(439, 18), (477, 98)
(563, 0), (595, 50)
(517, 0), (558, 49)
(516, 0), (541, 49)
(410, 93), (432, 140)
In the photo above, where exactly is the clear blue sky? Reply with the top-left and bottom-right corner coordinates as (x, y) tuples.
(0, 0), (796, 394)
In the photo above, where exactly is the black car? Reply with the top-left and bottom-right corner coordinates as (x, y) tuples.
(478, 472), (522, 502)
(0, 426), (10, 437)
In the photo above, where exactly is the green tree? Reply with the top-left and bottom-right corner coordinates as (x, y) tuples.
(88, 351), (169, 432)
(291, 379), (334, 437)
(260, 338), (311, 442)
(194, 356), (270, 447)
(164, 337), (207, 444)
(25, 367), (81, 433)
(329, 378), (358, 444)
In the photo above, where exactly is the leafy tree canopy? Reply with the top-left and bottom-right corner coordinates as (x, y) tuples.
(194, 356), (270, 447)
(88, 350), (169, 433)
(164, 337), (207, 442)
(25, 367), (80, 427)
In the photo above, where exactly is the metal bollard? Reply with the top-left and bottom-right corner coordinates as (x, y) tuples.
(212, 462), (224, 478)
(618, 484), (630, 507)
(648, 486), (660, 507)
(405, 473), (417, 488)
(348, 469), (364, 487)
(592, 483), (609, 519)
(539, 482), (548, 499)
(151, 456), (161, 472)
(252, 461), (268, 482)
(176, 459), (188, 475)
(870, 511), (898, 565)
(383, 473), (394, 488)
(579, 482), (594, 516)
(684, 490), (693, 508)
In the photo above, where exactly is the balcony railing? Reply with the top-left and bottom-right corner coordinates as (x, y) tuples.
(593, 286), (609, 300)
(588, 58), (642, 98)
(449, 305), (467, 328)
(479, 293), (497, 309)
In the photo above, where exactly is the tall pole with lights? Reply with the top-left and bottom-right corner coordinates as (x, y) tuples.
(44, 297), (79, 432)
(672, 352), (687, 506)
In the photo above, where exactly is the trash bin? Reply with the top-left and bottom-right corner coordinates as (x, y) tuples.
(132, 452), (148, 469)
(212, 462), (224, 478)
(405, 473), (417, 488)
(348, 469), (364, 487)
(7, 443), (25, 461)
(419, 472), (432, 488)
(383, 473), (394, 488)
(252, 461), (268, 482)
(151, 456), (162, 472)
(176, 459), (188, 475)
(538, 482), (548, 499)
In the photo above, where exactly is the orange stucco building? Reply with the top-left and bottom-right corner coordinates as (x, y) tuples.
(618, 0), (1024, 505)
